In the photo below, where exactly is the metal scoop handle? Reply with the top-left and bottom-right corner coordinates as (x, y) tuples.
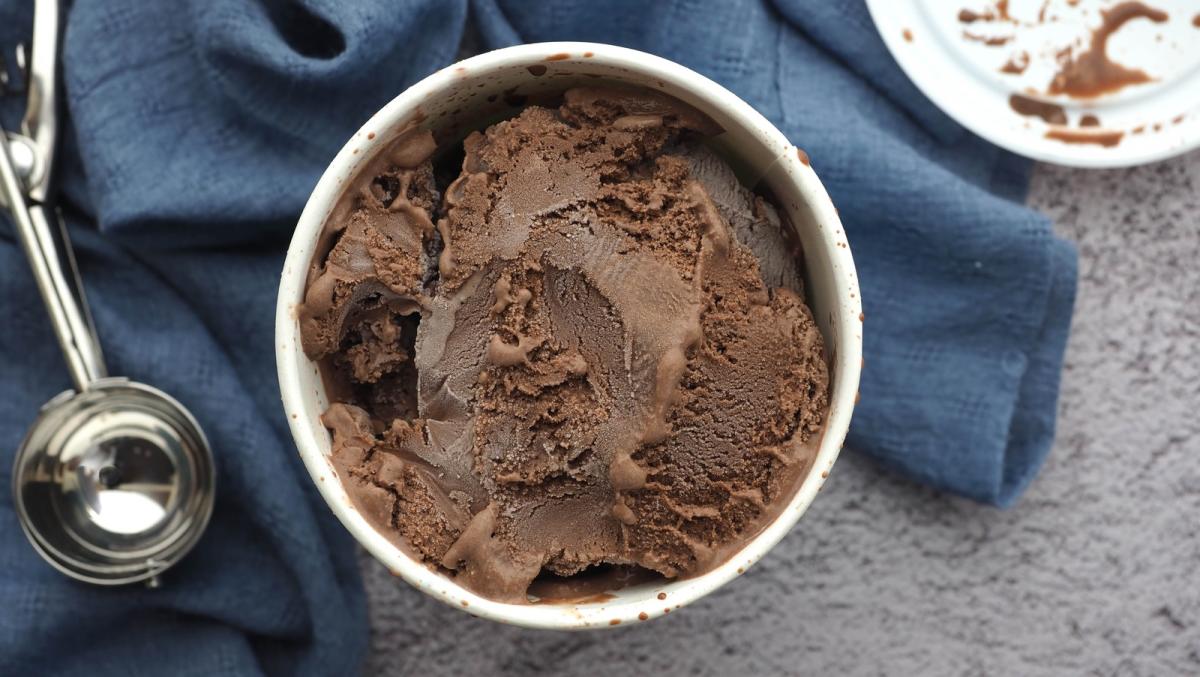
(1, 0), (106, 392)
(0, 132), (107, 391)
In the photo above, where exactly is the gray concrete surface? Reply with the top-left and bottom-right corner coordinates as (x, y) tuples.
(357, 151), (1200, 676)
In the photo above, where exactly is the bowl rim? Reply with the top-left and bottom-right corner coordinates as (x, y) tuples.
(275, 41), (862, 629)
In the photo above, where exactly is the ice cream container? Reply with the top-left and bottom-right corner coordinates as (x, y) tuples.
(276, 42), (862, 629)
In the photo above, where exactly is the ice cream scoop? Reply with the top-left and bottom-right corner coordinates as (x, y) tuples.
(4, 0), (214, 587)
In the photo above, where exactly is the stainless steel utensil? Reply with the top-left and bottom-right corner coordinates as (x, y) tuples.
(3, 0), (215, 587)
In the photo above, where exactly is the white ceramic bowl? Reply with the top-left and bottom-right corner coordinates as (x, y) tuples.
(276, 42), (862, 629)
(866, 0), (1200, 168)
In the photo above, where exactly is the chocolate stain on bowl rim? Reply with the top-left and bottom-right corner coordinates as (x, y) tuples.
(545, 53), (571, 61)
(1037, 0), (1052, 23)
(1044, 127), (1125, 147)
(958, 0), (1014, 24)
(902, 28), (914, 42)
(962, 31), (1013, 46)
(1047, 1), (1170, 98)
(1000, 51), (1030, 74)
(526, 64), (547, 77)
(958, 8), (987, 23)
(1008, 94), (1067, 125)
(963, 0), (1175, 140)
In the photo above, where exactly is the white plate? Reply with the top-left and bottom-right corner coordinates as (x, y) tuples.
(866, 0), (1200, 168)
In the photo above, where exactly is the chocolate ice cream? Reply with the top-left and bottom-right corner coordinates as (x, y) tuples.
(299, 86), (829, 603)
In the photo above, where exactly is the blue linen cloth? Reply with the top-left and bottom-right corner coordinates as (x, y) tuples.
(0, 0), (1076, 674)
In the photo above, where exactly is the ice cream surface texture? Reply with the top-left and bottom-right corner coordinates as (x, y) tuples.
(299, 86), (829, 602)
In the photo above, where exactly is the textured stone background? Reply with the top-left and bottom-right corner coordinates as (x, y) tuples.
(358, 152), (1200, 676)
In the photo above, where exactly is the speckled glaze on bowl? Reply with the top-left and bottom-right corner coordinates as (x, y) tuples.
(276, 42), (862, 629)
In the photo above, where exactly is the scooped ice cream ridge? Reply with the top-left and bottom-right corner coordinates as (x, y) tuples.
(300, 87), (829, 602)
